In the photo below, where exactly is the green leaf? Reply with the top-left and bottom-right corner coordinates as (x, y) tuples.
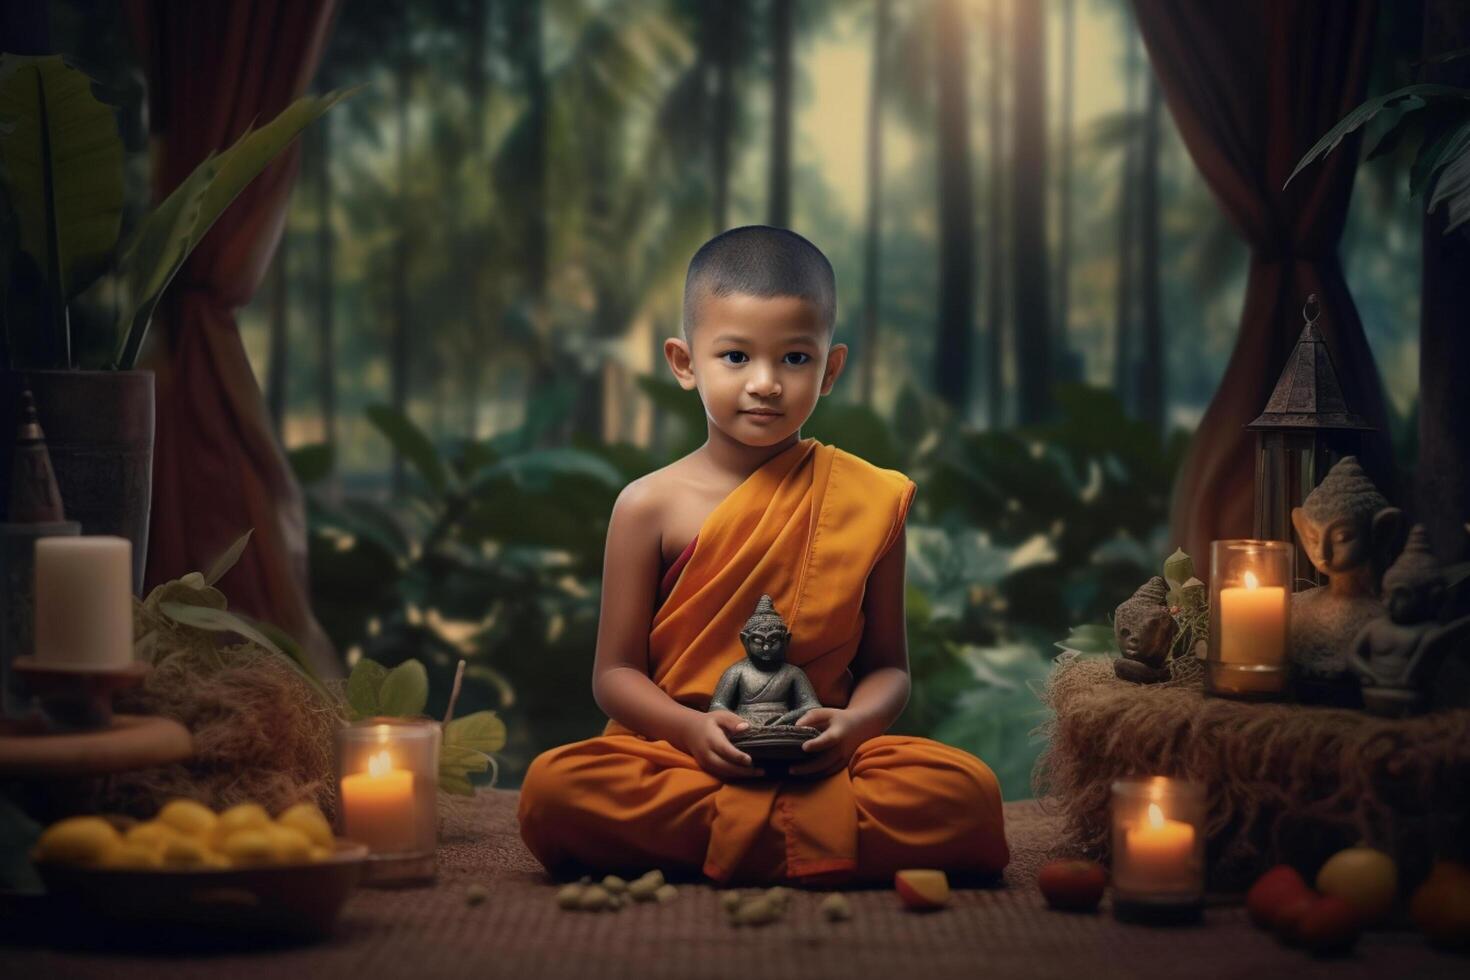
(346, 658), (388, 719)
(204, 529), (254, 586)
(0, 55), (124, 307)
(467, 448), (623, 493)
(1428, 135), (1470, 234)
(444, 710), (507, 754)
(1053, 623), (1117, 655)
(1286, 83), (1470, 190)
(366, 403), (451, 496)
(157, 601), (330, 704)
(437, 770), (475, 796)
(114, 87), (356, 368)
(377, 659), (429, 717)
(1410, 119), (1470, 200)
(288, 443), (335, 485)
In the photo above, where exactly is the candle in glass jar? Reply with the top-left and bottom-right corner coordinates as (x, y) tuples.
(34, 536), (134, 669)
(1219, 571), (1287, 666)
(1123, 802), (1196, 892)
(340, 749), (417, 853)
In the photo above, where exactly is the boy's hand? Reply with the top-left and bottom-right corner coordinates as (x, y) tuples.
(789, 707), (865, 778)
(679, 710), (763, 781)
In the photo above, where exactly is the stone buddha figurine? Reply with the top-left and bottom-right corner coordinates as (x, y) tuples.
(1289, 456), (1403, 705)
(1349, 524), (1470, 717)
(708, 594), (822, 764)
(1112, 577), (1178, 684)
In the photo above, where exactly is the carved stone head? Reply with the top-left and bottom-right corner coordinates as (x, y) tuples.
(739, 594), (791, 667)
(1291, 456), (1402, 583)
(1381, 524), (1444, 625)
(1114, 577), (1177, 668)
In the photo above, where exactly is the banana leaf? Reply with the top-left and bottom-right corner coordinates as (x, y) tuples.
(113, 87), (356, 368)
(0, 55), (123, 351)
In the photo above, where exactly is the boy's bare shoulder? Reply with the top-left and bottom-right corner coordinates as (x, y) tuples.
(613, 455), (698, 521)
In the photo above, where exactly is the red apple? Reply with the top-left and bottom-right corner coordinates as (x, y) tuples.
(1274, 891), (1321, 944)
(1296, 895), (1363, 955)
(1038, 859), (1107, 912)
(1246, 865), (1312, 929)
(895, 869), (950, 910)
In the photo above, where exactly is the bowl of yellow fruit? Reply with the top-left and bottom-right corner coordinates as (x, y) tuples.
(32, 799), (367, 939)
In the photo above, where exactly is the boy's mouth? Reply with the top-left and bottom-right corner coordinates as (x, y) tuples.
(740, 408), (783, 417)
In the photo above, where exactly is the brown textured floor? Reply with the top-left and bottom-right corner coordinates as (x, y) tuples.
(0, 791), (1464, 979)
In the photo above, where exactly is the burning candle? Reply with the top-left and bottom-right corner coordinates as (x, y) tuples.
(33, 536), (133, 669)
(340, 748), (417, 854)
(1208, 540), (1292, 699)
(1123, 803), (1196, 891)
(1111, 777), (1205, 918)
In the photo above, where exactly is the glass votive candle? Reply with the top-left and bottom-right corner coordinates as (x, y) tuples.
(336, 717), (440, 885)
(1111, 777), (1206, 922)
(1206, 539), (1292, 700)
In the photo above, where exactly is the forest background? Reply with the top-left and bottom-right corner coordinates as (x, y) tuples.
(54, 0), (1427, 798)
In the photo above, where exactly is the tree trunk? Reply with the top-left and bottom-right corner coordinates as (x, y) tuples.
(1418, 0), (1470, 564)
(509, 0), (550, 387)
(933, 0), (974, 414)
(313, 118), (337, 471)
(1112, 32), (1139, 408)
(266, 234), (289, 439)
(986, 0), (1006, 428)
(1055, 0), (1076, 383)
(391, 50), (412, 495)
(1010, 0), (1050, 424)
(859, 0), (889, 407)
(1136, 72), (1164, 434)
(463, 0), (492, 439)
(709, 0), (737, 233)
(767, 0), (793, 227)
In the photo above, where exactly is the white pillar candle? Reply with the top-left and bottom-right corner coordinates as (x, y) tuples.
(34, 536), (134, 669)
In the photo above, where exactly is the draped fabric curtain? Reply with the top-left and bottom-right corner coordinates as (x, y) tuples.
(127, 1), (339, 675)
(1131, 0), (1392, 571)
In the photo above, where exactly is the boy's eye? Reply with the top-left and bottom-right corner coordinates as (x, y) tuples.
(718, 351), (749, 364)
(783, 352), (812, 366)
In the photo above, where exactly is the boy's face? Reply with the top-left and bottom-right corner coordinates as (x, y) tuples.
(665, 292), (847, 448)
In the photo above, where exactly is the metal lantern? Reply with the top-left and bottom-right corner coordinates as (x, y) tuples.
(1246, 295), (1373, 587)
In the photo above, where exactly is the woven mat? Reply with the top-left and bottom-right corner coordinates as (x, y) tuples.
(1, 791), (1463, 979)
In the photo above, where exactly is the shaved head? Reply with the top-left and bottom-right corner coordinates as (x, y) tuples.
(682, 226), (836, 337)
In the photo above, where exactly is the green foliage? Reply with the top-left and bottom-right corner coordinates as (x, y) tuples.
(344, 656), (506, 796)
(1288, 82), (1470, 234)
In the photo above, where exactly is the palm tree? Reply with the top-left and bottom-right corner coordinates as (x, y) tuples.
(1112, 29), (1139, 409)
(933, 0), (974, 414)
(1011, 0), (1050, 423)
(986, 0), (1007, 428)
(1136, 73), (1164, 434)
(391, 32), (413, 494)
(1055, 0), (1076, 382)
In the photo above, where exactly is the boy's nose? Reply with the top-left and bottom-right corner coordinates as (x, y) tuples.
(746, 370), (781, 397)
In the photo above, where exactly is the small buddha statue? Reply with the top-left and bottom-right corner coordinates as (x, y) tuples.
(709, 594), (822, 763)
(1349, 525), (1470, 717)
(1112, 577), (1178, 684)
(1289, 456), (1403, 705)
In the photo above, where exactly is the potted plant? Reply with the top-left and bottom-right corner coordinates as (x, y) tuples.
(0, 54), (348, 588)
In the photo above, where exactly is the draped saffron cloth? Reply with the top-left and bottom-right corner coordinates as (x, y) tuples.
(518, 440), (1009, 883)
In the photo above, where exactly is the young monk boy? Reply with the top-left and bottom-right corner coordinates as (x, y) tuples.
(518, 226), (1009, 884)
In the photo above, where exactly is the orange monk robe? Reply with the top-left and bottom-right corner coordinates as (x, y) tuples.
(518, 439), (1009, 884)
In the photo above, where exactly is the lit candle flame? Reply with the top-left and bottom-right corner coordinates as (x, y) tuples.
(1147, 802), (1165, 828)
(1243, 570), (1259, 590)
(367, 750), (394, 778)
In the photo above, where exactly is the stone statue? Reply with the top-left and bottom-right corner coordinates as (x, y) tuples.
(1349, 525), (1470, 716)
(1112, 577), (1178, 684)
(709, 594), (822, 763)
(1289, 456), (1403, 705)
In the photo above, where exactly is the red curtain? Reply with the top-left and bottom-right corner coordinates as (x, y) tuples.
(128, 1), (339, 675)
(1131, 0), (1393, 570)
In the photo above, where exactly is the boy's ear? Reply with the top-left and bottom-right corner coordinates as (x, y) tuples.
(665, 336), (697, 390)
(819, 343), (848, 396)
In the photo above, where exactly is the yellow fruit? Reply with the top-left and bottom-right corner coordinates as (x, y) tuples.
(214, 803), (271, 842)
(124, 821), (179, 853)
(1316, 847), (1398, 923)
(157, 799), (217, 838)
(99, 841), (164, 870)
(219, 828), (275, 866)
(34, 817), (121, 866)
(895, 869), (951, 910)
(265, 824), (313, 864)
(161, 835), (213, 869)
(276, 802), (334, 848)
